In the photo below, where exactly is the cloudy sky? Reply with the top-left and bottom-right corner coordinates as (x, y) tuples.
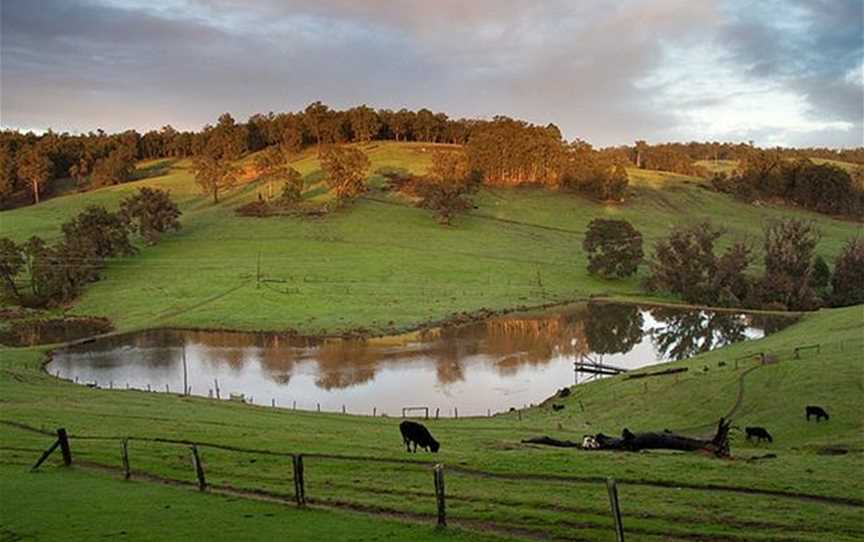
(1, 0), (862, 147)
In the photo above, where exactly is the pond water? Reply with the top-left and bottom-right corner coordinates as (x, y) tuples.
(48, 303), (795, 416)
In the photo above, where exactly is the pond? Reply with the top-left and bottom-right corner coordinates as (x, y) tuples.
(47, 302), (795, 416)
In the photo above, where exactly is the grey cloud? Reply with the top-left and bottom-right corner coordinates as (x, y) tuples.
(1, 0), (861, 146)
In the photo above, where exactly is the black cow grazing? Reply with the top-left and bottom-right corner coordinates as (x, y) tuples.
(806, 405), (830, 422)
(557, 387), (571, 398)
(552, 404), (566, 412)
(399, 421), (440, 453)
(745, 426), (773, 443)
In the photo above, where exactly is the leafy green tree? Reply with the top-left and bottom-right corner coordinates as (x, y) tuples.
(303, 101), (332, 155)
(16, 145), (53, 204)
(320, 146), (370, 202)
(62, 205), (135, 260)
(120, 188), (182, 245)
(583, 219), (643, 278)
(760, 219), (821, 310)
(0, 238), (23, 300)
(830, 238), (864, 307)
(0, 143), (18, 203)
(192, 156), (238, 204)
(645, 213), (755, 307)
(429, 150), (470, 183)
(91, 147), (135, 187)
(810, 255), (831, 291)
(348, 105), (381, 142)
(276, 168), (304, 207)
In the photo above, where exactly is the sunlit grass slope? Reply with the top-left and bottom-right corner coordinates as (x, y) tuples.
(1, 142), (859, 334)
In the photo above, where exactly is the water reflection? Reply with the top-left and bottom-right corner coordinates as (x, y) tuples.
(49, 303), (795, 415)
(649, 308), (749, 361)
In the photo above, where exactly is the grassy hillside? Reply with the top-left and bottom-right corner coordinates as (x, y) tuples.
(1, 142), (858, 334)
(1, 142), (862, 541)
(0, 305), (862, 541)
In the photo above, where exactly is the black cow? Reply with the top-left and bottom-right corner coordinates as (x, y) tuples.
(745, 426), (773, 443)
(806, 405), (829, 422)
(399, 421), (440, 453)
(552, 404), (566, 412)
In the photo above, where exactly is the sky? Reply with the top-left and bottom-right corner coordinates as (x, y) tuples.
(1, 0), (862, 147)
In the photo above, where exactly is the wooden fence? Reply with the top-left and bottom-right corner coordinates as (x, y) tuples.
(30, 427), (629, 539)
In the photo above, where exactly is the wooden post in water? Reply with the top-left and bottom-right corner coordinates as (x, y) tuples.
(433, 464), (446, 527)
(121, 439), (130, 480)
(191, 445), (206, 491)
(182, 346), (189, 396)
(606, 478), (625, 542)
(292, 454), (306, 507)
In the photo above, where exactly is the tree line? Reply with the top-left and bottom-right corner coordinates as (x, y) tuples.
(583, 217), (863, 310)
(0, 188), (180, 306)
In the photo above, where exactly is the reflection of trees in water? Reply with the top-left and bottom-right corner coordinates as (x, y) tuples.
(748, 313), (798, 335)
(313, 339), (379, 390)
(584, 303), (644, 355)
(649, 308), (748, 361)
(411, 309), (592, 380)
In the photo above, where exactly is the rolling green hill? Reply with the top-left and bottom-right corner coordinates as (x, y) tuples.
(1, 142), (858, 334)
(1, 142), (862, 541)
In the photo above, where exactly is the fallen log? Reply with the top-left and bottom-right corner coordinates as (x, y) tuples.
(523, 418), (732, 458)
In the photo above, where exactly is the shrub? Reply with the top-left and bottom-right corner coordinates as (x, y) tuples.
(830, 238), (864, 307)
(582, 219), (643, 278)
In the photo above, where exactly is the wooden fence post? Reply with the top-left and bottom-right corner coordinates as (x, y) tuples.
(606, 477), (625, 542)
(191, 445), (206, 491)
(57, 428), (72, 466)
(435, 408), (439, 420)
(121, 439), (131, 480)
(292, 454), (306, 507)
(454, 408), (458, 419)
(31, 438), (61, 471)
(433, 464), (446, 528)
(214, 379), (220, 400)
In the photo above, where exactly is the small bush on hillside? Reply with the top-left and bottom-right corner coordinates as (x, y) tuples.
(583, 219), (643, 278)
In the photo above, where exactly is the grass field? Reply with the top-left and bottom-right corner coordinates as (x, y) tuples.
(0, 142), (859, 334)
(1, 142), (862, 541)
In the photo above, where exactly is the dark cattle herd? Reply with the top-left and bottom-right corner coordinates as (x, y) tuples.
(398, 403), (832, 453)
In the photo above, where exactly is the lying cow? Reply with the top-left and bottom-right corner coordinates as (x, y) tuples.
(745, 426), (773, 443)
(806, 405), (829, 422)
(552, 404), (565, 412)
(399, 420), (440, 453)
